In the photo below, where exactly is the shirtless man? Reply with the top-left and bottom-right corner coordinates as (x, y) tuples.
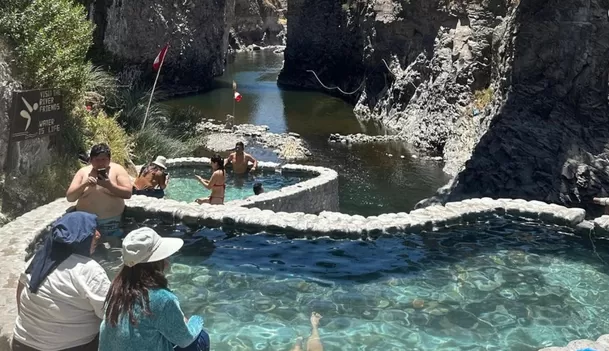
(225, 141), (258, 174)
(66, 143), (132, 240)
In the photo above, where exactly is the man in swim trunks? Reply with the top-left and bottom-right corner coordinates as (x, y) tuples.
(66, 143), (132, 242)
(225, 141), (258, 175)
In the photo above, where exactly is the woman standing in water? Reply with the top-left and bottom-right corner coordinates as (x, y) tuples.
(194, 154), (226, 205)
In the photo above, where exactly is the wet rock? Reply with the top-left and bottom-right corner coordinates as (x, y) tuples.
(196, 121), (311, 161)
(203, 133), (247, 152)
(328, 133), (404, 145)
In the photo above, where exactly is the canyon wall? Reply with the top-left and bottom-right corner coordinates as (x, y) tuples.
(280, 0), (609, 211)
(84, 0), (236, 92)
(230, 0), (287, 49)
(432, 0), (609, 211)
(279, 0), (508, 168)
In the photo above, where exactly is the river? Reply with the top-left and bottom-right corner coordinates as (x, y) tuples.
(169, 50), (450, 216)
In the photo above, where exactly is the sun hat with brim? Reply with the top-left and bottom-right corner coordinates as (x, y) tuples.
(122, 227), (183, 267)
(152, 156), (167, 170)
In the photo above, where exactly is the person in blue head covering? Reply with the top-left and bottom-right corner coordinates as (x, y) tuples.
(12, 211), (111, 351)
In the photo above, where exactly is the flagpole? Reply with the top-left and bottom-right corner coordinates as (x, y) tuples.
(232, 80), (237, 119)
(142, 46), (168, 130)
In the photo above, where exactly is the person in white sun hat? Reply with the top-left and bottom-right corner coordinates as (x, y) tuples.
(99, 227), (210, 351)
(133, 156), (169, 199)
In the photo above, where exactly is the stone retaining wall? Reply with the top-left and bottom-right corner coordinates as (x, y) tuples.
(0, 197), (603, 350)
(166, 157), (339, 213)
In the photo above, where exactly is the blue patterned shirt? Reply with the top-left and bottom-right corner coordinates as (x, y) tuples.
(99, 288), (204, 351)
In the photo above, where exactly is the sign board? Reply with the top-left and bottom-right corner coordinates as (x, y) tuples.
(9, 89), (64, 142)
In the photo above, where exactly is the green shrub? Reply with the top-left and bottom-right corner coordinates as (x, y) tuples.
(164, 106), (205, 139)
(107, 84), (168, 133)
(0, 0), (93, 108)
(473, 87), (494, 110)
(79, 108), (132, 167)
(130, 121), (199, 165)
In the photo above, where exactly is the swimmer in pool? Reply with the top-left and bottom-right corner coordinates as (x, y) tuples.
(290, 312), (324, 351)
(225, 141), (258, 175)
(195, 154), (226, 205)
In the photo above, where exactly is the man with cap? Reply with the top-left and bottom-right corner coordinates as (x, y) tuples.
(133, 156), (169, 199)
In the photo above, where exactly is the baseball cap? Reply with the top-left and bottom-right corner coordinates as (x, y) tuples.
(122, 227), (183, 267)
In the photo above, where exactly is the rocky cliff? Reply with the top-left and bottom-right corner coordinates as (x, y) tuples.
(83, 0), (236, 92)
(431, 0), (609, 212)
(230, 0), (287, 49)
(279, 0), (508, 166)
(280, 0), (609, 211)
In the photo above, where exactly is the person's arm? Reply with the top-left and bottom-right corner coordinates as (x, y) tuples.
(158, 171), (168, 190)
(77, 262), (111, 319)
(247, 154), (258, 171)
(195, 175), (211, 189)
(66, 170), (91, 202)
(224, 153), (234, 167)
(156, 295), (204, 348)
(97, 165), (132, 199)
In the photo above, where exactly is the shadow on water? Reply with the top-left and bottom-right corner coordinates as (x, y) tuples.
(167, 51), (450, 215)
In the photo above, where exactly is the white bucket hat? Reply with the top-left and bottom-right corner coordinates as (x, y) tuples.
(152, 156), (167, 170)
(122, 227), (183, 267)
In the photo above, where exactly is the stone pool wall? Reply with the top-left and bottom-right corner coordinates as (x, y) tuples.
(166, 157), (340, 213)
(0, 196), (604, 351)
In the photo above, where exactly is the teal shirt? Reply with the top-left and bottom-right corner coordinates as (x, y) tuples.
(99, 288), (204, 351)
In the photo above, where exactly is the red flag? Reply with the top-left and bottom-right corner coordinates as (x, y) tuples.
(153, 44), (169, 71)
(234, 91), (242, 102)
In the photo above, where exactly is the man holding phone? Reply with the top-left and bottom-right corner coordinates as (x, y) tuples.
(66, 143), (132, 240)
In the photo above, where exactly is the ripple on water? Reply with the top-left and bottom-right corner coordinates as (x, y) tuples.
(99, 217), (609, 350)
(164, 167), (312, 203)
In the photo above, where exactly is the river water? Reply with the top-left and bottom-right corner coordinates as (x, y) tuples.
(169, 51), (449, 215)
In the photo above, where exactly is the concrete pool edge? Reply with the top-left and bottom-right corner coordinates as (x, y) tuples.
(0, 197), (605, 351)
(165, 157), (339, 213)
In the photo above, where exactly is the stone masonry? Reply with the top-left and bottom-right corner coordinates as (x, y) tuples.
(0, 196), (606, 350)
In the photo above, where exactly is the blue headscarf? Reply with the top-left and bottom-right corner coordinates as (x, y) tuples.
(25, 211), (98, 293)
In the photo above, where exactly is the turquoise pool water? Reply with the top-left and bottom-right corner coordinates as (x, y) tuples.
(102, 217), (609, 351)
(164, 167), (313, 203)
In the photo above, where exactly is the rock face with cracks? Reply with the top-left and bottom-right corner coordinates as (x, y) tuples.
(279, 0), (609, 212)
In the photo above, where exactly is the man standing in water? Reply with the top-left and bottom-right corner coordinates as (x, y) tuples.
(225, 141), (258, 174)
(66, 143), (132, 241)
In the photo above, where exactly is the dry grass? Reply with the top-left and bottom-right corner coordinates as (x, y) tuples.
(473, 87), (494, 110)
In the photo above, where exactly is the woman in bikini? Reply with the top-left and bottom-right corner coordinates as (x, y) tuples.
(195, 154), (226, 205)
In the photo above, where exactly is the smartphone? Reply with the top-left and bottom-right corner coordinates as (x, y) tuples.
(97, 168), (108, 180)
